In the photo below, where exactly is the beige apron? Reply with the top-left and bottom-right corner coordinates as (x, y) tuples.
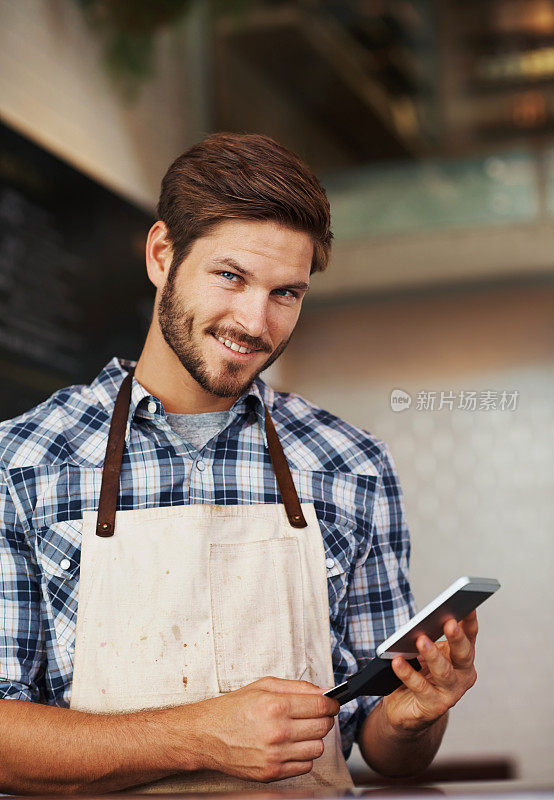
(70, 369), (353, 792)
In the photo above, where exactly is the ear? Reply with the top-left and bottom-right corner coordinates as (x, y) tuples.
(145, 221), (173, 290)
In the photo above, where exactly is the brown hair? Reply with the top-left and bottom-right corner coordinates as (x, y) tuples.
(156, 132), (332, 275)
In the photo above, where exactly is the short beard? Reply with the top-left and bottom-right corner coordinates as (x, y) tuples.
(157, 267), (291, 399)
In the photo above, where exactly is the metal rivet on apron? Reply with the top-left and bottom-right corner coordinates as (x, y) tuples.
(60, 558), (71, 570)
(98, 522), (112, 534)
(147, 401), (157, 414)
(196, 461), (206, 471)
(325, 557), (335, 569)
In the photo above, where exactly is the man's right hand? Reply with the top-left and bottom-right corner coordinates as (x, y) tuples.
(185, 676), (339, 782)
(0, 678), (339, 794)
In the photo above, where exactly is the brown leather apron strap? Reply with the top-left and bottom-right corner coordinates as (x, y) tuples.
(264, 406), (307, 529)
(95, 369), (306, 535)
(96, 368), (134, 537)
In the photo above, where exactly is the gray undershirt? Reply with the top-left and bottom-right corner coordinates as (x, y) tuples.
(165, 410), (232, 452)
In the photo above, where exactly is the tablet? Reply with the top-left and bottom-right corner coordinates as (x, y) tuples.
(324, 576), (500, 705)
(376, 576), (500, 659)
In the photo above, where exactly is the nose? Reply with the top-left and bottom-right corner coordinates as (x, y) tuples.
(232, 291), (269, 340)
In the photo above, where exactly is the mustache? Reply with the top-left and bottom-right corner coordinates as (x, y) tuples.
(208, 327), (272, 353)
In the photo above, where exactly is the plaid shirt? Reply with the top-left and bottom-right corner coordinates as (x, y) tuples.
(0, 357), (414, 757)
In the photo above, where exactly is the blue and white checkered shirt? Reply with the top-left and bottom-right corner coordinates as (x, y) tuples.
(0, 357), (414, 756)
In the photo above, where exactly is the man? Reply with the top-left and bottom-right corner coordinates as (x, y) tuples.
(0, 133), (478, 794)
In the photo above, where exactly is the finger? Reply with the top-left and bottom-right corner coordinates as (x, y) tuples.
(289, 715), (335, 742)
(258, 677), (324, 694)
(391, 656), (436, 700)
(283, 738), (325, 763)
(264, 691), (338, 721)
(443, 620), (475, 669)
(461, 610), (479, 645)
(416, 636), (458, 689)
(286, 692), (339, 719)
(417, 655), (431, 678)
(275, 760), (314, 780)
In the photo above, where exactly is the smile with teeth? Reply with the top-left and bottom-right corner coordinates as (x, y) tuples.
(215, 335), (255, 354)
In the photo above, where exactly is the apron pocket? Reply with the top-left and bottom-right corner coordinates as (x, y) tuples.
(209, 538), (307, 692)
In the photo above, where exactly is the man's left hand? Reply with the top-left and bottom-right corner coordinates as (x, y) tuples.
(383, 610), (479, 734)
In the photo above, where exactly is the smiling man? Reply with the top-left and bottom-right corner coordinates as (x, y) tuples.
(139, 218), (310, 412)
(0, 133), (478, 794)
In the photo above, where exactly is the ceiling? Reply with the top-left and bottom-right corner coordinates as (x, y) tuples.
(213, 0), (554, 170)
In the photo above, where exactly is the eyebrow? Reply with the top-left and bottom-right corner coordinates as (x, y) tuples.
(211, 257), (310, 293)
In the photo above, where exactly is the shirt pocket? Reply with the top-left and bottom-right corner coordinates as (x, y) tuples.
(325, 550), (350, 626)
(209, 538), (307, 693)
(36, 520), (82, 653)
(316, 514), (355, 628)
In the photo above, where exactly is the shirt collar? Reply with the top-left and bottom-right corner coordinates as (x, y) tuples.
(89, 357), (275, 446)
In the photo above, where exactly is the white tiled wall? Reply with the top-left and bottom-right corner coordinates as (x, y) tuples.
(331, 366), (553, 780)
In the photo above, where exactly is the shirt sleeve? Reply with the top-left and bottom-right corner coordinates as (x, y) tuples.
(0, 468), (45, 701)
(339, 443), (416, 756)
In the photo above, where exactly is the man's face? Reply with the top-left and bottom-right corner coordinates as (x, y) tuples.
(157, 220), (313, 399)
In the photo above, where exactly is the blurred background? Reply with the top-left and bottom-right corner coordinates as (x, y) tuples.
(1, 0), (553, 786)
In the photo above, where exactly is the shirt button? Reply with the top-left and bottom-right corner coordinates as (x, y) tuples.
(196, 461), (206, 471)
(60, 558), (71, 571)
(147, 401), (157, 414)
(325, 557), (335, 570)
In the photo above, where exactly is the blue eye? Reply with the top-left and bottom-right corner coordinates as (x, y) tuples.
(219, 271), (238, 281)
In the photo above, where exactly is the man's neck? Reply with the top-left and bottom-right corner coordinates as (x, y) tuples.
(133, 328), (238, 415)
